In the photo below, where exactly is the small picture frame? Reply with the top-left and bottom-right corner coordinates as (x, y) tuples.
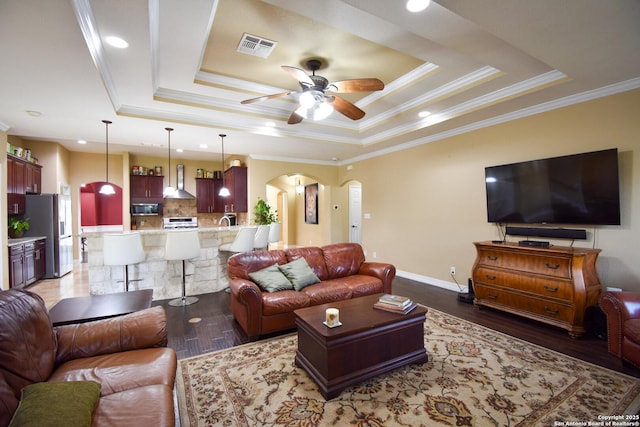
(305, 183), (318, 224)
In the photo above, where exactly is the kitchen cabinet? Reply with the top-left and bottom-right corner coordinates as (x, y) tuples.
(25, 162), (42, 194)
(196, 178), (224, 213)
(223, 166), (247, 213)
(8, 238), (46, 288)
(130, 175), (164, 203)
(472, 241), (602, 338)
(7, 156), (26, 214)
(6, 154), (42, 215)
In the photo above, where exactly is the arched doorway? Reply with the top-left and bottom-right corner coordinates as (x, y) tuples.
(79, 182), (123, 232)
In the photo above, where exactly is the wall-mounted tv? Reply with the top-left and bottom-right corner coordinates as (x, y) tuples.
(485, 148), (621, 225)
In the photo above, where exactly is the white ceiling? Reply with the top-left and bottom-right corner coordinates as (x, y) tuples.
(1, 0), (639, 165)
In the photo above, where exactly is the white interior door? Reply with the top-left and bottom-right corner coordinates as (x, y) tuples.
(349, 184), (362, 243)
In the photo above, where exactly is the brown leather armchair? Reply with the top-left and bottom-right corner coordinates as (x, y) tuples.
(0, 289), (177, 426)
(599, 291), (640, 368)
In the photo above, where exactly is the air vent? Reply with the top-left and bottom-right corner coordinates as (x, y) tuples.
(237, 33), (277, 58)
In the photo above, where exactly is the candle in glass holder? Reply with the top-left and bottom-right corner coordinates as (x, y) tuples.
(325, 308), (339, 327)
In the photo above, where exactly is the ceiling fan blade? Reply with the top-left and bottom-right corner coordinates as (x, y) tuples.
(287, 107), (304, 124)
(330, 96), (366, 120)
(241, 91), (294, 104)
(328, 78), (384, 93)
(281, 66), (314, 86)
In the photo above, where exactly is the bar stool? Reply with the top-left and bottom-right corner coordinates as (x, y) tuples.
(219, 226), (257, 253)
(253, 225), (270, 250)
(103, 232), (146, 292)
(165, 229), (201, 306)
(268, 222), (281, 248)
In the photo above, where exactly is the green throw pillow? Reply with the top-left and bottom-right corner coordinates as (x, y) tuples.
(10, 381), (101, 427)
(278, 257), (320, 291)
(249, 263), (294, 292)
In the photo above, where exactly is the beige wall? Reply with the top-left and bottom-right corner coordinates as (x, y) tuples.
(339, 89), (640, 292)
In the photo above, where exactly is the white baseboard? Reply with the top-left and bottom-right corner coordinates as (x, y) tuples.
(395, 269), (467, 293)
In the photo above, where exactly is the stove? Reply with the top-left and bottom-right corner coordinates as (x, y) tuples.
(163, 217), (198, 229)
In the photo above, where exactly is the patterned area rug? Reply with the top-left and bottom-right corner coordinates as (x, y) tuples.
(176, 309), (640, 426)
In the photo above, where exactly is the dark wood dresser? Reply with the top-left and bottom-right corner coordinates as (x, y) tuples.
(472, 241), (602, 338)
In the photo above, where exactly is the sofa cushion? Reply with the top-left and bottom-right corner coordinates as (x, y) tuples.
(301, 281), (353, 305)
(285, 247), (329, 280)
(249, 264), (294, 292)
(48, 348), (176, 396)
(278, 258), (321, 291)
(92, 384), (175, 427)
(322, 243), (365, 279)
(227, 250), (288, 281)
(624, 319), (640, 344)
(9, 381), (100, 427)
(262, 290), (310, 316)
(339, 274), (385, 297)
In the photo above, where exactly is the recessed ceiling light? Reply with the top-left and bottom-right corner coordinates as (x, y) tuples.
(265, 121), (276, 127)
(199, 144), (208, 149)
(418, 111), (431, 118)
(176, 148), (183, 153)
(406, 0), (431, 13)
(77, 140), (87, 145)
(105, 36), (129, 49)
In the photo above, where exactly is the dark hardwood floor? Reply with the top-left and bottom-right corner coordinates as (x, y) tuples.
(153, 276), (640, 378)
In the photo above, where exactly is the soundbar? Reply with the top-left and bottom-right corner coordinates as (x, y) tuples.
(506, 226), (587, 240)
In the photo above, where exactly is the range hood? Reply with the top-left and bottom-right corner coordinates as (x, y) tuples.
(165, 164), (195, 199)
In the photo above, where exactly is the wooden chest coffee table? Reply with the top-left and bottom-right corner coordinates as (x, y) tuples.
(294, 294), (428, 399)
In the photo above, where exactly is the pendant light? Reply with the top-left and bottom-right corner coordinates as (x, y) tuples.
(99, 120), (116, 195)
(218, 134), (230, 197)
(296, 179), (304, 194)
(163, 127), (175, 197)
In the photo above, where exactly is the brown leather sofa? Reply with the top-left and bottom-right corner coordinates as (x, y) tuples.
(0, 289), (177, 427)
(228, 243), (396, 340)
(599, 291), (640, 368)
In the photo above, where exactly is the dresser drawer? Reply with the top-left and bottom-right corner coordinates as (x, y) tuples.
(474, 284), (574, 323)
(474, 267), (574, 301)
(477, 248), (571, 279)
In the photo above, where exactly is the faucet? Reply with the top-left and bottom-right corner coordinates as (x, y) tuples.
(218, 215), (231, 228)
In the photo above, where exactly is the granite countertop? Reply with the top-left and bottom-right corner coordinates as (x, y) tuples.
(8, 236), (47, 246)
(80, 226), (248, 236)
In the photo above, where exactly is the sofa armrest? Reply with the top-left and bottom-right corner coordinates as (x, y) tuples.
(229, 279), (264, 340)
(359, 262), (396, 294)
(599, 291), (640, 356)
(54, 306), (168, 365)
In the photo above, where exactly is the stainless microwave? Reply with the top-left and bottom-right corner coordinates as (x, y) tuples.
(131, 203), (161, 216)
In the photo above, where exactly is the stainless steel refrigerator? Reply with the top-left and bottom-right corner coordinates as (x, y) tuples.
(25, 193), (74, 278)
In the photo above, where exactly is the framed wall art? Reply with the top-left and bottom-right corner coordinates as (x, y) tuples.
(305, 183), (318, 224)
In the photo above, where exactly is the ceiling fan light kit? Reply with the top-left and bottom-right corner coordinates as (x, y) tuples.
(241, 58), (384, 124)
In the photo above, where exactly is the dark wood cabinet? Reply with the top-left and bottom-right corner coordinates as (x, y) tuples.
(130, 175), (164, 203)
(8, 238), (46, 288)
(472, 241), (602, 338)
(7, 154), (42, 214)
(25, 162), (42, 194)
(222, 166), (247, 213)
(7, 156), (26, 214)
(196, 178), (224, 213)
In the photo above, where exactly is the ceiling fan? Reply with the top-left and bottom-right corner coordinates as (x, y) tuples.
(240, 59), (384, 124)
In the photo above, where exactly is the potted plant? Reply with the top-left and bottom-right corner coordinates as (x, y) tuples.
(253, 198), (278, 225)
(8, 217), (30, 238)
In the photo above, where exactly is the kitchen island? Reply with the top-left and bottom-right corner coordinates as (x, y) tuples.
(83, 227), (243, 300)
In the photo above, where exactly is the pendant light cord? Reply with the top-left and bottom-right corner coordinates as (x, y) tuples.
(166, 127), (173, 185)
(102, 120), (112, 183)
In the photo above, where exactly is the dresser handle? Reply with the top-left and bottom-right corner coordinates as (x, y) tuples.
(487, 256), (498, 261)
(545, 263), (560, 269)
(487, 294), (498, 299)
(544, 306), (559, 315)
(485, 275), (497, 280)
(543, 285), (559, 292)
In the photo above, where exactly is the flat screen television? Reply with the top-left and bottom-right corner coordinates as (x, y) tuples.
(485, 148), (621, 225)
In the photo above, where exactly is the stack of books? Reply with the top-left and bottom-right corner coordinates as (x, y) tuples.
(373, 294), (417, 314)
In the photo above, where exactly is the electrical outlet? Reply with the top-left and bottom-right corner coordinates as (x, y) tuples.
(450, 266), (456, 276)
(373, 252), (377, 259)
